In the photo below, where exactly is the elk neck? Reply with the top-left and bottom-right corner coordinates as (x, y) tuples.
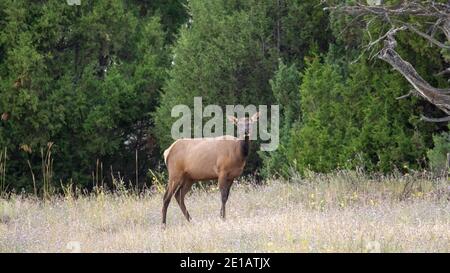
(240, 134), (250, 158)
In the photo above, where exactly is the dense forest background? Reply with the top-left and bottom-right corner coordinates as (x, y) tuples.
(0, 0), (449, 193)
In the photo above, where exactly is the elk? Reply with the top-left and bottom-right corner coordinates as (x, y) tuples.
(162, 112), (259, 225)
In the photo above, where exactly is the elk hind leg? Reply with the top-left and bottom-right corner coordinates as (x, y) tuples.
(162, 176), (181, 225)
(175, 179), (193, 221)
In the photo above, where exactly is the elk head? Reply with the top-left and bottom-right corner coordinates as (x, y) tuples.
(228, 112), (259, 138)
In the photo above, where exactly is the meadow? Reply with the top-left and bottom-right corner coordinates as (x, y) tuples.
(0, 171), (449, 253)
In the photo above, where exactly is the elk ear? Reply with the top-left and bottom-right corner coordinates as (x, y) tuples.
(228, 116), (238, 124)
(250, 112), (260, 122)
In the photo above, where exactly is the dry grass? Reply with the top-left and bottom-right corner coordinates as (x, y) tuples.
(0, 171), (449, 253)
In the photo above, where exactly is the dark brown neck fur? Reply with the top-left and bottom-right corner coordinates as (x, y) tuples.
(241, 135), (250, 158)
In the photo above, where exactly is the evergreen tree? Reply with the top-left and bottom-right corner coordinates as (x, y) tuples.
(287, 54), (430, 173)
(260, 60), (301, 176)
(0, 0), (170, 190)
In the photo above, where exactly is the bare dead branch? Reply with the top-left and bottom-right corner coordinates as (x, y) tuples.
(329, 0), (450, 122)
(406, 23), (450, 49)
(396, 93), (412, 100)
(396, 90), (417, 100)
(436, 68), (450, 77)
(367, 26), (405, 49)
(327, 1), (450, 49)
(420, 115), (450, 122)
(325, 1), (450, 18)
(440, 20), (450, 41)
(379, 29), (450, 116)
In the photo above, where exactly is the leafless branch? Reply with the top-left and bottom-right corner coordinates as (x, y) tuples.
(326, 1), (450, 18)
(420, 115), (450, 122)
(436, 68), (450, 77)
(327, 1), (450, 48)
(406, 23), (450, 49)
(396, 90), (417, 100)
(379, 29), (450, 116)
(328, 0), (450, 122)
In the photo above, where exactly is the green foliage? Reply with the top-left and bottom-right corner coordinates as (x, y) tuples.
(260, 60), (301, 177)
(427, 129), (450, 173)
(286, 55), (430, 174)
(153, 0), (280, 171)
(130, 0), (188, 42)
(0, 0), (169, 190)
(278, 1), (332, 66)
(270, 60), (301, 126)
(153, 0), (331, 173)
(0, 0), (448, 192)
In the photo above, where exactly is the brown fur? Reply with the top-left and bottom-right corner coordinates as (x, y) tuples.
(162, 136), (249, 225)
(161, 113), (259, 225)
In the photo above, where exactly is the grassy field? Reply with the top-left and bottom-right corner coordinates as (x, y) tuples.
(0, 171), (449, 253)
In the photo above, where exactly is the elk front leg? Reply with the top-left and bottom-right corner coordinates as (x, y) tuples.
(219, 177), (233, 219)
